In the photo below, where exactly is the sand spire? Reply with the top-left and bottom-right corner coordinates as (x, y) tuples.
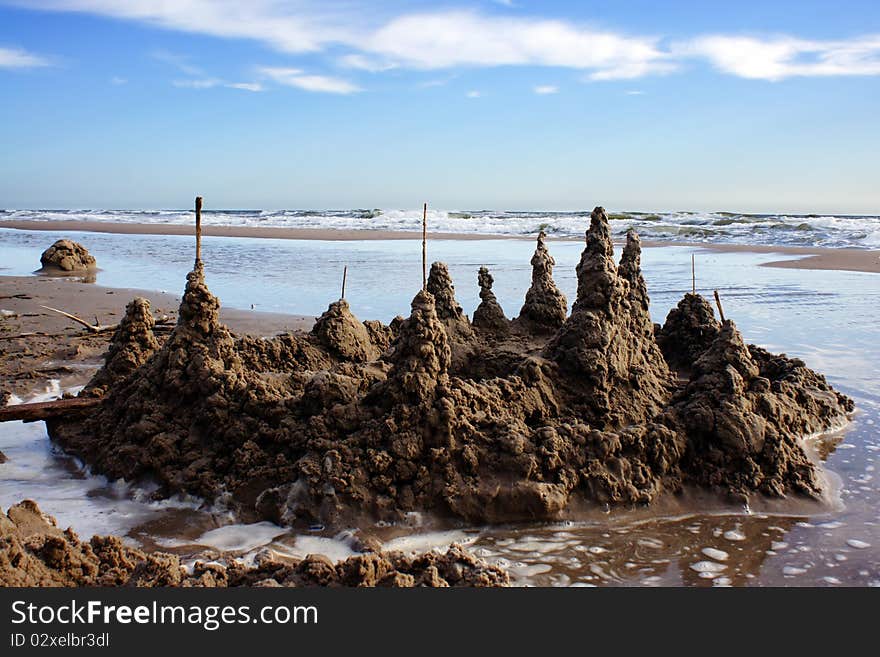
(472, 266), (509, 333)
(517, 231), (568, 331)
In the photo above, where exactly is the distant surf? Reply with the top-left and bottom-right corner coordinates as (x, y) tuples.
(2, 208), (879, 249)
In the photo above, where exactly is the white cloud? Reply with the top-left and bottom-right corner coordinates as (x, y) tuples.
(9, 3), (880, 83)
(363, 12), (674, 80)
(338, 53), (397, 73)
(625, 89), (644, 95)
(466, 90), (482, 98)
(681, 34), (880, 80)
(173, 78), (264, 92)
(173, 78), (221, 89)
(150, 49), (204, 75)
(533, 85), (558, 94)
(257, 66), (360, 94)
(0, 45), (50, 69)
(110, 76), (127, 84)
(226, 81), (264, 92)
(17, 0), (346, 54)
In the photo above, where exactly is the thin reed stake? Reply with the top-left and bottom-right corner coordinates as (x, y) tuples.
(422, 202), (427, 290)
(691, 253), (696, 295)
(341, 265), (348, 299)
(713, 289), (726, 322)
(195, 196), (203, 262)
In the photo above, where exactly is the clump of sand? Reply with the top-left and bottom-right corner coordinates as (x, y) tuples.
(472, 267), (509, 334)
(656, 293), (721, 373)
(39, 239), (96, 272)
(48, 208), (854, 530)
(83, 297), (160, 397)
(312, 298), (379, 362)
(0, 501), (507, 587)
(516, 231), (568, 332)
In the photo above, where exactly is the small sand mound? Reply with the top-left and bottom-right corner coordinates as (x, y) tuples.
(83, 297), (160, 397)
(39, 239), (96, 272)
(0, 501), (507, 587)
(472, 267), (509, 334)
(517, 231), (568, 332)
(312, 299), (379, 362)
(657, 293), (721, 372)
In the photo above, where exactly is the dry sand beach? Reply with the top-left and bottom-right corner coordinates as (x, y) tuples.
(1, 210), (878, 587)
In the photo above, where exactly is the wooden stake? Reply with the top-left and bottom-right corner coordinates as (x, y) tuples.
(0, 397), (101, 424)
(341, 265), (348, 299)
(422, 202), (427, 290)
(195, 196), (203, 262)
(691, 253), (696, 295)
(713, 290), (726, 322)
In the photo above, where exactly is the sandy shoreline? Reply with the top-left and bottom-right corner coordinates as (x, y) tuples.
(3, 219), (878, 273)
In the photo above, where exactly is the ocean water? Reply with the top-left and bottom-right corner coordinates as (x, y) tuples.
(3, 208), (880, 248)
(1, 230), (878, 586)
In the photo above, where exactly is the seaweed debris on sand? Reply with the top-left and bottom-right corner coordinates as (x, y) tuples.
(0, 501), (507, 587)
(47, 207), (854, 529)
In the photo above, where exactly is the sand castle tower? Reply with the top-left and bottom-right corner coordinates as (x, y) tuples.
(312, 298), (379, 362)
(517, 231), (568, 332)
(656, 293), (721, 373)
(384, 289), (451, 403)
(545, 207), (672, 426)
(472, 267), (509, 334)
(83, 297), (159, 397)
(426, 262), (474, 341)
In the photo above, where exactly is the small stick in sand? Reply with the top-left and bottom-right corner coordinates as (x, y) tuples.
(422, 202), (427, 290)
(713, 290), (726, 322)
(341, 265), (348, 300)
(691, 253), (696, 295)
(195, 196), (203, 263)
(39, 305), (112, 333)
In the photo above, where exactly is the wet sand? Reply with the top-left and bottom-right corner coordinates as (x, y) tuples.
(3, 219), (878, 273)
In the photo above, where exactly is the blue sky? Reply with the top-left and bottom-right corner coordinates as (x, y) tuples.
(1, 0), (878, 213)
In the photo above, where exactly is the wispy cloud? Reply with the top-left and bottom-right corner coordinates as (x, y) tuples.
(9, 3), (880, 83)
(679, 34), (880, 80)
(257, 67), (360, 94)
(110, 76), (127, 85)
(0, 45), (50, 69)
(150, 49), (203, 75)
(338, 53), (397, 73)
(533, 85), (558, 94)
(625, 89), (645, 95)
(466, 90), (482, 98)
(226, 82), (264, 92)
(173, 78), (263, 92)
(363, 12), (674, 80)
(172, 78), (221, 89)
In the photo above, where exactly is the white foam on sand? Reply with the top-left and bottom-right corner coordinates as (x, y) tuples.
(382, 530), (477, 553)
(192, 523), (287, 552)
(701, 547), (729, 561)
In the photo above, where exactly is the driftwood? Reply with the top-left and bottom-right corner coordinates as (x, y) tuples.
(40, 305), (114, 332)
(0, 397), (101, 423)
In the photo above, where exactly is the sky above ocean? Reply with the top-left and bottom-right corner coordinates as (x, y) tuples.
(0, 1), (878, 214)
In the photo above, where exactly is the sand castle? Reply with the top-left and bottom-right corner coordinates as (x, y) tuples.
(47, 207), (854, 529)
